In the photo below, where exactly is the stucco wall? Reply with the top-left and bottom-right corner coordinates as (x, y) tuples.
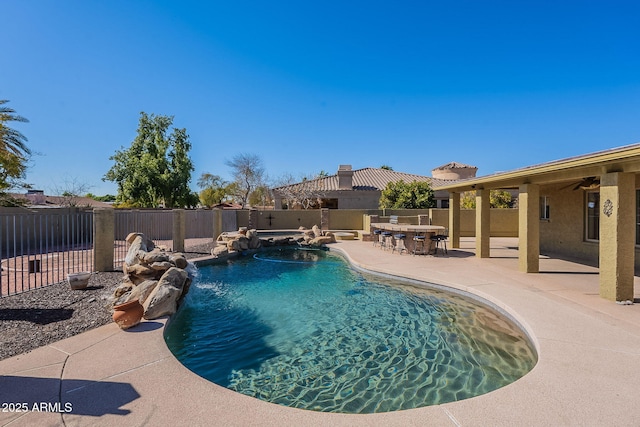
(429, 208), (519, 237)
(327, 210), (367, 230)
(535, 182), (640, 269)
(254, 210), (321, 230)
(238, 208), (519, 237)
(335, 191), (381, 209)
(538, 183), (600, 263)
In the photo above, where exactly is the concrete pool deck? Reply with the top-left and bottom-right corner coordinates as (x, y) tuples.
(1, 237), (640, 426)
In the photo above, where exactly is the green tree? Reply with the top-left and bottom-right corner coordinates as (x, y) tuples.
(104, 113), (199, 208)
(225, 153), (265, 208)
(380, 165), (393, 170)
(197, 173), (230, 207)
(86, 193), (117, 202)
(460, 190), (513, 208)
(0, 100), (32, 203)
(249, 185), (272, 207)
(379, 180), (435, 209)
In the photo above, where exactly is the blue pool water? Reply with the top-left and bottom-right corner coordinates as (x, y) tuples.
(164, 247), (537, 413)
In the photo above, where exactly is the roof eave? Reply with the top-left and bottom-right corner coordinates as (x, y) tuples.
(435, 144), (640, 192)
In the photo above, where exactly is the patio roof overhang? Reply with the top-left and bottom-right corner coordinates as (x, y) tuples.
(434, 143), (640, 192)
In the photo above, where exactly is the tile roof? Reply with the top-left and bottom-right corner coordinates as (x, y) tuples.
(273, 168), (457, 192)
(8, 193), (113, 208)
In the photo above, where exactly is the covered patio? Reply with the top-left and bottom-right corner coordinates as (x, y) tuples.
(437, 144), (640, 302)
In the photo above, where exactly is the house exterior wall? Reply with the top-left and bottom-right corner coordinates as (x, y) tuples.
(538, 181), (640, 269)
(336, 190), (381, 209)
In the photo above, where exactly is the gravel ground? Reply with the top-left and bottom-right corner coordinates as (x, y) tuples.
(0, 246), (214, 361)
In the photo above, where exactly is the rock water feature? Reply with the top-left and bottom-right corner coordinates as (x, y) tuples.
(110, 232), (193, 328)
(110, 227), (336, 329)
(211, 225), (337, 259)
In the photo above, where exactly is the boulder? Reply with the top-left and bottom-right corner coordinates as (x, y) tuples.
(212, 245), (229, 258)
(113, 281), (133, 298)
(247, 229), (261, 249)
(143, 267), (189, 320)
(124, 233), (155, 265)
(126, 232), (155, 249)
(169, 253), (188, 269)
(227, 236), (249, 252)
(312, 225), (322, 238)
(143, 249), (170, 264)
(150, 261), (174, 271)
(309, 236), (335, 246)
(127, 264), (156, 277)
(128, 279), (159, 304)
(238, 236), (250, 251)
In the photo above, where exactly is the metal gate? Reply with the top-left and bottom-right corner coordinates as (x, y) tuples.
(0, 210), (93, 297)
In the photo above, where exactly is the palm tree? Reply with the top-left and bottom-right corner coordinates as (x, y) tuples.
(0, 99), (31, 158)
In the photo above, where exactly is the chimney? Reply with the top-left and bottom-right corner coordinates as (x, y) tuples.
(337, 165), (353, 190)
(26, 189), (45, 205)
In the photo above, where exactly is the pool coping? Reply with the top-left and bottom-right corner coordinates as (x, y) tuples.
(1, 237), (639, 426)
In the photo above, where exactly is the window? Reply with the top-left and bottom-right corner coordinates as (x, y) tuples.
(319, 198), (339, 209)
(586, 191), (599, 241)
(540, 196), (550, 220)
(441, 199), (450, 209)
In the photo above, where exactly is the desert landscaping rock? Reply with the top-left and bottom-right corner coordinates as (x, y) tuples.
(143, 267), (189, 320)
(0, 243), (211, 361)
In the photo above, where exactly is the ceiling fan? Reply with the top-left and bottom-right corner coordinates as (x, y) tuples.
(559, 176), (600, 191)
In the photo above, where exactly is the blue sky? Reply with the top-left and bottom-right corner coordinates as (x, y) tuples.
(3, 1), (639, 196)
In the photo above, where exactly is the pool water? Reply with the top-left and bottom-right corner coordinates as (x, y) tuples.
(164, 248), (537, 413)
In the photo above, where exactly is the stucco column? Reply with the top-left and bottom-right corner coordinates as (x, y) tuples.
(212, 209), (222, 241)
(599, 172), (635, 302)
(172, 209), (185, 252)
(320, 208), (329, 231)
(248, 209), (258, 229)
(274, 196), (283, 209)
(449, 192), (461, 248)
(518, 184), (540, 273)
(476, 189), (490, 258)
(93, 208), (115, 272)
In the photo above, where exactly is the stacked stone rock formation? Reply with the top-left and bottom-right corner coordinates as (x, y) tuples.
(211, 226), (337, 259)
(112, 232), (191, 321)
(305, 225), (337, 246)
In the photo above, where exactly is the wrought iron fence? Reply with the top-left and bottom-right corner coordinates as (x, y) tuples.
(113, 210), (174, 268)
(0, 207), (245, 297)
(0, 209), (93, 297)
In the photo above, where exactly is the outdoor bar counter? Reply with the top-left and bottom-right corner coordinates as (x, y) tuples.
(370, 223), (445, 254)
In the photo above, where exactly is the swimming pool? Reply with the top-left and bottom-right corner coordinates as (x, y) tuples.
(164, 247), (537, 413)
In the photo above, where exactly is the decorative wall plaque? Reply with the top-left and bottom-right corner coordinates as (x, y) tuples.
(603, 199), (613, 217)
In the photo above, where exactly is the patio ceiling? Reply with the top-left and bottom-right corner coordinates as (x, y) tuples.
(434, 143), (640, 192)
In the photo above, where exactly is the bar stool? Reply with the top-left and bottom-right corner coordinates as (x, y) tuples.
(431, 228), (448, 255)
(413, 232), (427, 256)
(392, 234), (407, 254)
(381, 231), (393, 250)
(373, 229), (382, 247)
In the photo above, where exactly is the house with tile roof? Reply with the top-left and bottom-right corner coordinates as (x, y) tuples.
(6, 190), (113, 208)
(272, 163), (476, 209)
